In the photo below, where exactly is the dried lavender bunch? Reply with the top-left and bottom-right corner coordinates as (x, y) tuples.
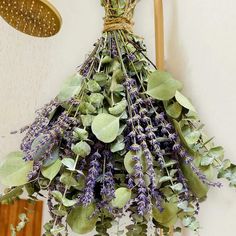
(0, 1), (235, 236)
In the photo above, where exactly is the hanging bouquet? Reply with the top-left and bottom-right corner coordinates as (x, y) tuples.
(0, 1), (235, 235)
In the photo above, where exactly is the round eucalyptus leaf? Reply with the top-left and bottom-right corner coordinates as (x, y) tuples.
(92, 114), (120, 143)
(184, 130), (201, 145)
(89, 93), (104, 108)
(180, 161), (209, 199)
(43, 147), (59, 167)
(73, 128), (89, 141)
(124, 151), (147, 175)
(0, 151), (33, 187)
(164, 101), (182, 119)
(146, 71), (182, 101)
(31, 134), (52, 161)
(71, 141), (91, 157)
(87, 80), (101, 93)
(57, 74), (83, 102)
(61, 158), (75, 170)
(109, 100), (127, 116)
(67, 204), (98, 234)
(41, 159), (62, 181)
(175, 91), (196, 112)
(152, 201), (178, 227)
(101, 55), (112, 64)
(94, 73), (108, 87)
(111, 187), (131, 208)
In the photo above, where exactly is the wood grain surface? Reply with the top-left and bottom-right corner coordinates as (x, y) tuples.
(0, 199), (43, 236)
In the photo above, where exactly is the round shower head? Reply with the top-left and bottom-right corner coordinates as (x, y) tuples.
(0, 0), (62, 37)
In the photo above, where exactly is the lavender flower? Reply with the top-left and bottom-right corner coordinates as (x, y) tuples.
(80, 152), (101, 205)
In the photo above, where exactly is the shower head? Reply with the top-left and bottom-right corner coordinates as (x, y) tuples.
(0, 0), (62, 37)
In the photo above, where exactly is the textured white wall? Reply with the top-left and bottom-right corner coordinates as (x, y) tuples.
(0, 0), (236, 235)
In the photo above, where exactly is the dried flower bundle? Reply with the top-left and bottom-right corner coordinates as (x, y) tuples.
(0, 1), (236, 236)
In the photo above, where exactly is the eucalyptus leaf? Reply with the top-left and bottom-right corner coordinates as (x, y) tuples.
(87, 80), (101, 92)
(184, 130), (201, 145)
(31, 134), (52, 161)
(0, 151), (33, 187)
(201, 146), (224, 166)
(43, 147), (59, 167)
(152, 201), (178, 227)
(60, 172), (77, 188)
(112, 69), (124, 82)
(111, 135), (125, 153)
(89, 93), (104, 108)
(0, 187), (23, 202)
(101, 56), (112, 64)
(67, 204), (98, 234)
(146, 71), (182, 101)
(124, 151), (147, 174)
(164, 101), (182, 119)
(50, 226), (65, 235)
(61, 158), (75, 170)
(42, 159), (62, 181)
(159, 176), (173, 184)
(92, 113), (120, 143)
(111, 187), (131, 208)
(71, 141), (91, 157)
(81, 115), (95, 127)
(170, 183), (183, 192)
(57, 74), (83, 102)
(180, 161), (209, 199)
(109, 100), (127, 115)
(62, 198), (77, 207)
(79, 102), (96, 114)
(175, 91), (196, 112)
(73, 128), (88, 141)
(52, 190), (63, 202)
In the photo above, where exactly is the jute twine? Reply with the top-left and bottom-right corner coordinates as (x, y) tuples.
(103, 0), (137, 33)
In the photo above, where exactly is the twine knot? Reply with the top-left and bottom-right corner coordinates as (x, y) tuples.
(103, 16), (134, 33)
(102, 0), (137, 33)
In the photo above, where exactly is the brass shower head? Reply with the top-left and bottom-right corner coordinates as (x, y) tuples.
(0, 0), (62, 37)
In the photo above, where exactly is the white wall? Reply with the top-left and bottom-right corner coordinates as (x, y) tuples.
(0, 0), (236, 235)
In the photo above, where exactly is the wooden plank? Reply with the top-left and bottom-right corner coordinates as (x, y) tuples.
(7, 201), (18, 236)
(154, 0), (165, 70)
(0, 199), (43, 236)
(33, 201), (43, 236)
(25, 201), (36, 236)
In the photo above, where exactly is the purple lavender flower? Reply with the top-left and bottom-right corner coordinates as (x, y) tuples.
(127, 53), (136, 61)
(80, 152), (101, 205)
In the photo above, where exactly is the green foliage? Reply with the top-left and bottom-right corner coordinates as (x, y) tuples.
(92, 113), (120, 143)
(0, 186), (23, 202)
(111, 135), (125, 153)
(146, 71), (182, 101)
(153, 201), (178, 227)
(111, 187), (131, 208)
(109, 100), (127, 115)
(124, 151), (147, 175)
(71, 141), (91, 157)
(87, 80), (101, 92)
(218, 163), (236, 187)
(42, 159), (62, 181)
(57, 74), (83, 102)
(201, 146), (224, 166)
(0, 151), (33, 187)
(175, 91), (196, 112)
(67, 204), (98, 234)
(73, 128), (89, 141)
(164, 101), (182, 119)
